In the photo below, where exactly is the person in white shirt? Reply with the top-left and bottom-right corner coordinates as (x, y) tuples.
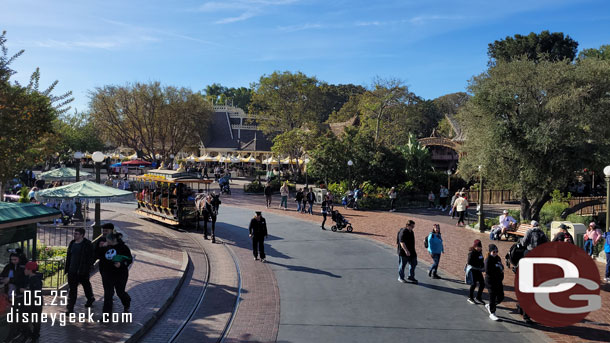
(439, 185), (449, 211)
(498, 210), (517, 236)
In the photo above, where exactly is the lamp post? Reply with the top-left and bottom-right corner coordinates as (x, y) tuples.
(170, 154), (175, 170)
(478, 165), (485, 233)
(92, 151), (105, 239)
(604, 165), (610, 232)
(347, 160), (353, 190)
(74, 151), (83, 182)
(446, 169), (452, 191)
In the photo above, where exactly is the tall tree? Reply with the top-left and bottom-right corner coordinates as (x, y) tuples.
(203, 83), (252, 112)
(578, 45), (610, 61)
(55, 111), (105, 153)
(459, 57), (610, 221)
(488, 30), (578, 64)
(249, 71), (324, 136)
(271, 128), (308, 173)
(90, 82), (213, 162)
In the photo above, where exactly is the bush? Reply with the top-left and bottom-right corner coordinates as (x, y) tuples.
(566, 214), (593, 225)
(550, 189), (572, 203)
(539, 202), (569, 225)
(244, 180), (264, 193)
(508, 209), (521, 223)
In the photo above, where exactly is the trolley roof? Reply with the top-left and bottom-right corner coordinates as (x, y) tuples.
(137, 170), (213, 184)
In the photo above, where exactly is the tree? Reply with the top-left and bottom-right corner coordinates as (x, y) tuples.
(271, 128), (308, 173)
(89, 82), (213, 162)
(488, 30), (578, 64)
(203, 83), (252, 112)
(319, 83), (366, 122)
(55, 111), (106, 154)
(307, 133), (349, 184)
(433, 92), (470, 138)
(0, 31), (70, 197)
(397, 133), (434, 191)
(459, 57), (610, 221)
(249, 71), (325, 136)
(578, 45), (610, 61)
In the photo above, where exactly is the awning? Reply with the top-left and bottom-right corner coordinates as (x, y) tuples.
(0, 202), (61, 229)
(35, 181), (134, 203)
(39, 168), (91, 181)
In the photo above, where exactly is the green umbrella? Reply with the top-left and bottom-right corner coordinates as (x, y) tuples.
(39, 167), (92, 181)
(35, 181), (133, 203)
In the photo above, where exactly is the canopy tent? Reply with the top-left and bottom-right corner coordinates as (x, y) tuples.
(229, 154), (241, 163)
(35, 181), (133, 203)
(187, 154), (197, 162)
(263, 156), (280, 165)
(198, 154), (215, 163)
(128, 153), (138, 160)
(122, 159), (152, 166)
(110, 163), (122, 168)
(241, 154), (260, 163)
(39, 167), (92, 181)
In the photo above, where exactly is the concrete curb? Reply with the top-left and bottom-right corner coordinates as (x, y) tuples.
(125, 249), (190, 343)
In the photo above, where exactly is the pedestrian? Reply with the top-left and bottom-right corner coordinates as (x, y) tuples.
(249, 211), (268, 262)
(603, 230), (610, 283)
(583, 222), (602, 257)
(397, 220), (418, 284)
(466, 239), (485, 305)
(306, 187), (315, 215)
(521, 220), (548, 254)
(65, 227), (95, 313)
(0, 253), (25, 297)
(426, 224), (444, 279)
(388, 187), (397, 212)
(484, 244), (504, 321)
(264, 182), (273, 208)
(427, 191), (435, 209)
(326, 192), (334, 211)
(453, 193), (468, 227)
(552, 223), (574, 244)
(439, 185), (449, 211)
(280, 182), (289, 210)
(19, 261), (43, 340)
(209, 193), (221, 243)
(321, 197), (329, 230)
(98, 232), (132, 314)
(449, 192), (459, 218)
(201, 195), (214, 240)
(295, 188), (304, 213)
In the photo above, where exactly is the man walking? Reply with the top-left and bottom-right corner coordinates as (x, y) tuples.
(439, 185), (449, 211)
(65, 227), (95, 313)
(249, 211), (268, 262)
(264, 183), (273, 208)
(397, 220), (418, 284)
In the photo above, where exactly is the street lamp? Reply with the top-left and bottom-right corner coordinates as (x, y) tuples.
(170, 154), (175, 170)
(74, 151), (83, 182)
(347, 160), (353, 190)
(446, 169), (452, 191)
(478, 165), (485, 233)
(92, 151), (105, 239)
(604, 165), (610, 232)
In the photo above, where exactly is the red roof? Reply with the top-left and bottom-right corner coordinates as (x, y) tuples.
(122, 159), (152, 165)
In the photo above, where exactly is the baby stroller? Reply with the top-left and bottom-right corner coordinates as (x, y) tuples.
(330, 210), (353, 232)
(218, 175), (231, 195)
(342, 193), (357, 210)
(505, 242), (533, 323)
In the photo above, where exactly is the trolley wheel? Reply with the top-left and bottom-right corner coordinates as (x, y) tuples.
(331, 225), (337, 232)
(346, 225), (353, 233)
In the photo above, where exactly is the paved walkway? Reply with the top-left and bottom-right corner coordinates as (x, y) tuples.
(221, 190), (610, 343)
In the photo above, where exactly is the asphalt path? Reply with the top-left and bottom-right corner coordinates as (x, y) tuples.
(216, 206), (547, 343)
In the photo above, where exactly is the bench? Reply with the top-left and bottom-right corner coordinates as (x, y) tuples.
(504, 224), (533, 241)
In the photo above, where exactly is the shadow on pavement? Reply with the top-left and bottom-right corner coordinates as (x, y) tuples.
(266, 260), (341, 279)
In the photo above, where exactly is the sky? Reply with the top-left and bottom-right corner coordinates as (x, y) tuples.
(2, 0), (610, 112)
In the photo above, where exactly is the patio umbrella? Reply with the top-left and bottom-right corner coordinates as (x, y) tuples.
(109, 163), (122, 168)
(198, 154), (215, 163)
(229, 154), (241, 163)
(187, 154), (197, 162)
(35, 181), (133, 203)
(122, 159), (152, 166)
(39, 167), (92, 181)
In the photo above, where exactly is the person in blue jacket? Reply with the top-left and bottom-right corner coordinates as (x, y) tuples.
(426, 223), (444, 279)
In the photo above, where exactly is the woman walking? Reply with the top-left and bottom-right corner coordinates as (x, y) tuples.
(466, 239), (485, 305)
(388, 187), (397, 212)
(98, 232), (133, 314)
(426, 224), (444, 279)
(321, 197), (329, 230)
(453, 193), (468, 227)
(584, 222), (602, 257)
(279, 182), (289, 210)
(484, 244), (504, 321)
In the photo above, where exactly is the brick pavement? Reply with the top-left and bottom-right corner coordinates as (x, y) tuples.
(40, 206), (188, 343)
(221, 190), (610, 343)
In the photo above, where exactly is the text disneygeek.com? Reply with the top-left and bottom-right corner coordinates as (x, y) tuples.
(7, 308), (132, 326)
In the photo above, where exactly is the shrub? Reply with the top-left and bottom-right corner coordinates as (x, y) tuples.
(566, 214), (593, 225)
(508, 209), (521, 223)
(550, 189), (572, 203)
(244, 180), (264, 193)
(539, 202), (569, 225)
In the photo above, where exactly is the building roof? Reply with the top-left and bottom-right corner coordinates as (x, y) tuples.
(0, 202), (61, 228)
(203, 112), (239, 149)
(202, 107), (274, 152)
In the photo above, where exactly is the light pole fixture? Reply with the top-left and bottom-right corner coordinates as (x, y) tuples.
(478, 165), (485, 233)
(446, 169), (452, 191)
(604, 165), (610, 232)
(347, 160), (353, 190)
(170, 154), (175, 169)
(92, 151), (105, 239)
(74, 151), (83, 182)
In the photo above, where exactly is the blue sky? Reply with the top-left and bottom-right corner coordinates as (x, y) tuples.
(2, 0), (610, 112)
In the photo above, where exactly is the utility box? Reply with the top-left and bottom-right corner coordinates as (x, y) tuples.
(312, 188), (327, 204)
(550, 221), (586, 247)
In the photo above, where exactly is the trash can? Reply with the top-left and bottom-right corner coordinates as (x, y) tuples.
(312, 188), (327, 204)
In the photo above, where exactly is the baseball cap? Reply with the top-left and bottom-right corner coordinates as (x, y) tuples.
(502, 210), (508, 214)
(530, 220), (539, 226)
(25, 261), (38, 271)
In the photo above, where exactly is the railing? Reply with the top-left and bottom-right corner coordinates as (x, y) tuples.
(38, 258), (67, 290)
(38, 223), (95, 247)
(567, 196), (606, 216)
(231, 124), (258, 130)
(463, 190), (517, 204)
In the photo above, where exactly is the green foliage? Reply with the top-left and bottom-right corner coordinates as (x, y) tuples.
(18, 186), (30, 203)
(488, 30), (578, 64)
(550, 190), (572, 203)
(565, 214), (593, 225)
(327, 181), (350, 200)
(55, 111), (105, 153)
(203, 83), (252, 112)
(578, 45), (610, 61)
(244, 180), (264, 193)
(539, 202), (569, 225)
(397, 134), (433, 191)
(459, 57), (610, 221)
(271, 128), (308, 173)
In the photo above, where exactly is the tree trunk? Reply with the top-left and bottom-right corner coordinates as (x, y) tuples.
(0, 181), (4, 202)
(375, 117), (380, 143)
(520, 192), (551, 222)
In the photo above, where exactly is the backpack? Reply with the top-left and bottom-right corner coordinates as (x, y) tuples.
(532, 228), (548, 246)
(424, 234), (429, 249)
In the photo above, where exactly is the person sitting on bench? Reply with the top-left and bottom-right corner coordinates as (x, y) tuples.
(499, 210), (517, 237)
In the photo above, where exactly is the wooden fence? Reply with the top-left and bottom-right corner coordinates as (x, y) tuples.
(462, 190), (517, 204)
(567, 196), (606, 216)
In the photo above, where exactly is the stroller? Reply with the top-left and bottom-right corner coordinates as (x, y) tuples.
(330, 210), (353, 232)
(342, 192), (358, 210)
(505, 242), (533, 323)
(218, 175), (231, 195)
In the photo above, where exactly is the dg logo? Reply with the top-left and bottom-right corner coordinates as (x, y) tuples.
(515, 242), (601, 327)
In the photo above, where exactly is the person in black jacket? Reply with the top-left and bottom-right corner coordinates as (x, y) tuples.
(305, 187), (315, 215)
(65, 227), (95, 312)
(0, 253), (25, 297)
(20, 261), (43, 340)
(264, 183), (273, 208)
(484, 244), (504, 321)
(295, 188), (304, 213)
(397, 220), (418, 284)
(249, 211), (268, 262)
(321, 198), (329, 230)
(466, 239), (485, 305)
(98, 232), (133, 313)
